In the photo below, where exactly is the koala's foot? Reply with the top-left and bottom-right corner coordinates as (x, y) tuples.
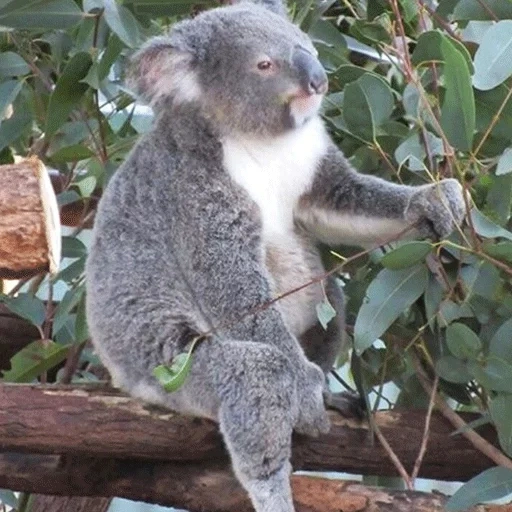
(324, 389), (366, 419)
(294, 361), (331, 437)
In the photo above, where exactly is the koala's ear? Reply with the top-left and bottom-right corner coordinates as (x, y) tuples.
(127, 36), (200, 107)
(232, 0), (288, 18)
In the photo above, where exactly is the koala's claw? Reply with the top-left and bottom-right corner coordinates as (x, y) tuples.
(407, 179), (466, 240)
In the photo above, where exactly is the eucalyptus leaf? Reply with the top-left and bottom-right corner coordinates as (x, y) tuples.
(446, 322), (482, 360)
(154, 337), (203, 392)
(2, 293), (46, 327)
(0, 51), (29, 77)
(497, 148), (512, 175)
(316, 299), (336, 329)
(489, 394), (512, 457)
(446, 467), (512, 511)
(468, 356), (512, 393)
(0, 0), (83, 29)
(343, 73), (394, 140)
(2, 340), (71, 382)
(381, 241), (433, 269)
(473, 21), (512, 91)
(46, 52), (92, 136)
(489, 317), (512, 364)
(354, 265), (428, 355)
(470, 208), (512, 241)
(435, 355), (472, 383)
(439, 34), (475, 151)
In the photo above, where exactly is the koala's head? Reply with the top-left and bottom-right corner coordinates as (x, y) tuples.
(129, 0), (327, 136)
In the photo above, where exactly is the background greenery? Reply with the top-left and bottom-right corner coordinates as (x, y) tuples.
(1, 0), (512, 510)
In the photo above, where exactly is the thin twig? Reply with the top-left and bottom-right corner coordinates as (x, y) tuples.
(413, 355), (512, 470)
(373, 421), (413, 490)
(411, 373), (438, 483)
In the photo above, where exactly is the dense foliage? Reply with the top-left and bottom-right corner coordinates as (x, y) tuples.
(1, 0), (512, 509)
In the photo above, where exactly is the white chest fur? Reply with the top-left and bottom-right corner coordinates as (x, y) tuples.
(222, 118), (329, 336)
(222, 117), (328, 236)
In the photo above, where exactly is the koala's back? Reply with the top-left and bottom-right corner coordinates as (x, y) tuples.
(87, 125), (199, 390)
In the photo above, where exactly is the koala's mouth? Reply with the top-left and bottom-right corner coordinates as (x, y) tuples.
(287, 91), (323, 128)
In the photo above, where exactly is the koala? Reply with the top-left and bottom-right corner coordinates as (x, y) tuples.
(85, 1), (466, 511)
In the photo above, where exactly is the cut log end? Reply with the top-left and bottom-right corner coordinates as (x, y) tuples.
(0, 157), (61, 279)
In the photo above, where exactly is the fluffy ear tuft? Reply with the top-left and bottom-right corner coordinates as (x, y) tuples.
(230, 0), (288, 18)
(127, 36), (201, 107)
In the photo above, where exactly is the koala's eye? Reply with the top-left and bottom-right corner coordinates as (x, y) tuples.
(257, 60), (274, 72)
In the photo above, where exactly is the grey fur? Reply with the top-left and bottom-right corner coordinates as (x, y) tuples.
(86, 2), (466, 512)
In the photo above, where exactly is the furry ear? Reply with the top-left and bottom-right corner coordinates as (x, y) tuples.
(127, 36), (201, 107)
(230, 0), (288, 18)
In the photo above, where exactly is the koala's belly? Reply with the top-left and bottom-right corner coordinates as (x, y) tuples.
(265, 235), (324, 337)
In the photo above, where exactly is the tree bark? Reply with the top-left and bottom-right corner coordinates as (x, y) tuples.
(30, 495), (112, 512)
(0, 452), (510, 512)
(0, 158), (61, 278)
(0, 384), (499, 481)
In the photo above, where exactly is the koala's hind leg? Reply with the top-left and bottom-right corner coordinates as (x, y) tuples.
(181, 339), (299, 512)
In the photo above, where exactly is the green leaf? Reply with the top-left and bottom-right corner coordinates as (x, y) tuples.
(0, 51), (30, 77)
(343, 74), (394, 140)
(354, 265), (428, 355)
(381, 241), (433, 270)
(473, 21), (512, 91)
(153, 337), (203, 392)
(57, 256), (86, 283)
(412, 31), (473, 72)
(0, 79), (23, 120)
(0, 110), (32, 150)
(439, 34), (475, 151)
(76, 175), (97, 198)
(2, 340), (70, 382)
(489, 317), (512, 364)
(394, 132), (444, 171)
(0, 0), (83, 29)
(52, 286), (84, 335)
(470, 208), (512, 241)
(446, 322), (482, 360)
(45, 52), (92, 137)
(483, 241), (512, 263)
(101, 0), (141, 48)
(50, 144), (94, 162)
(446, 467), (512, 511)
(490, 394), (512, 457)
(425, 274), (443, 330)
(61, 236), (87, 258)
(468, 356), (512, 392)
(1, 294), (46, 327)
(316, 299), (336, 329)
(453, 0), (512, 21)
(435, 355), (472, 383)
(497, 148), (512, 175)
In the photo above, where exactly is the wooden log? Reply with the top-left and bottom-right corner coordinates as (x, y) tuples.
(30, 495), (112, 512)
(0, 384), (499, 481)
(0, 452), (510, 512)
(0, 158), (61, 278)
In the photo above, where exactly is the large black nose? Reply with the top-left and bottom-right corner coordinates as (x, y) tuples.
(292, 46), (328, 95)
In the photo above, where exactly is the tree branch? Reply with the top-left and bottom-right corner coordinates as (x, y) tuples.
(1, 452), (512, 512)
(0, 384), (500, 482)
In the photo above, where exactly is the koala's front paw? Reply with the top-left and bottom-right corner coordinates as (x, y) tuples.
(406, 179), (466, 239)
(294, 362), (330, 437)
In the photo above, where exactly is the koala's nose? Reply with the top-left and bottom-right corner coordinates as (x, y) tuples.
(292, 47), (328, 95)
